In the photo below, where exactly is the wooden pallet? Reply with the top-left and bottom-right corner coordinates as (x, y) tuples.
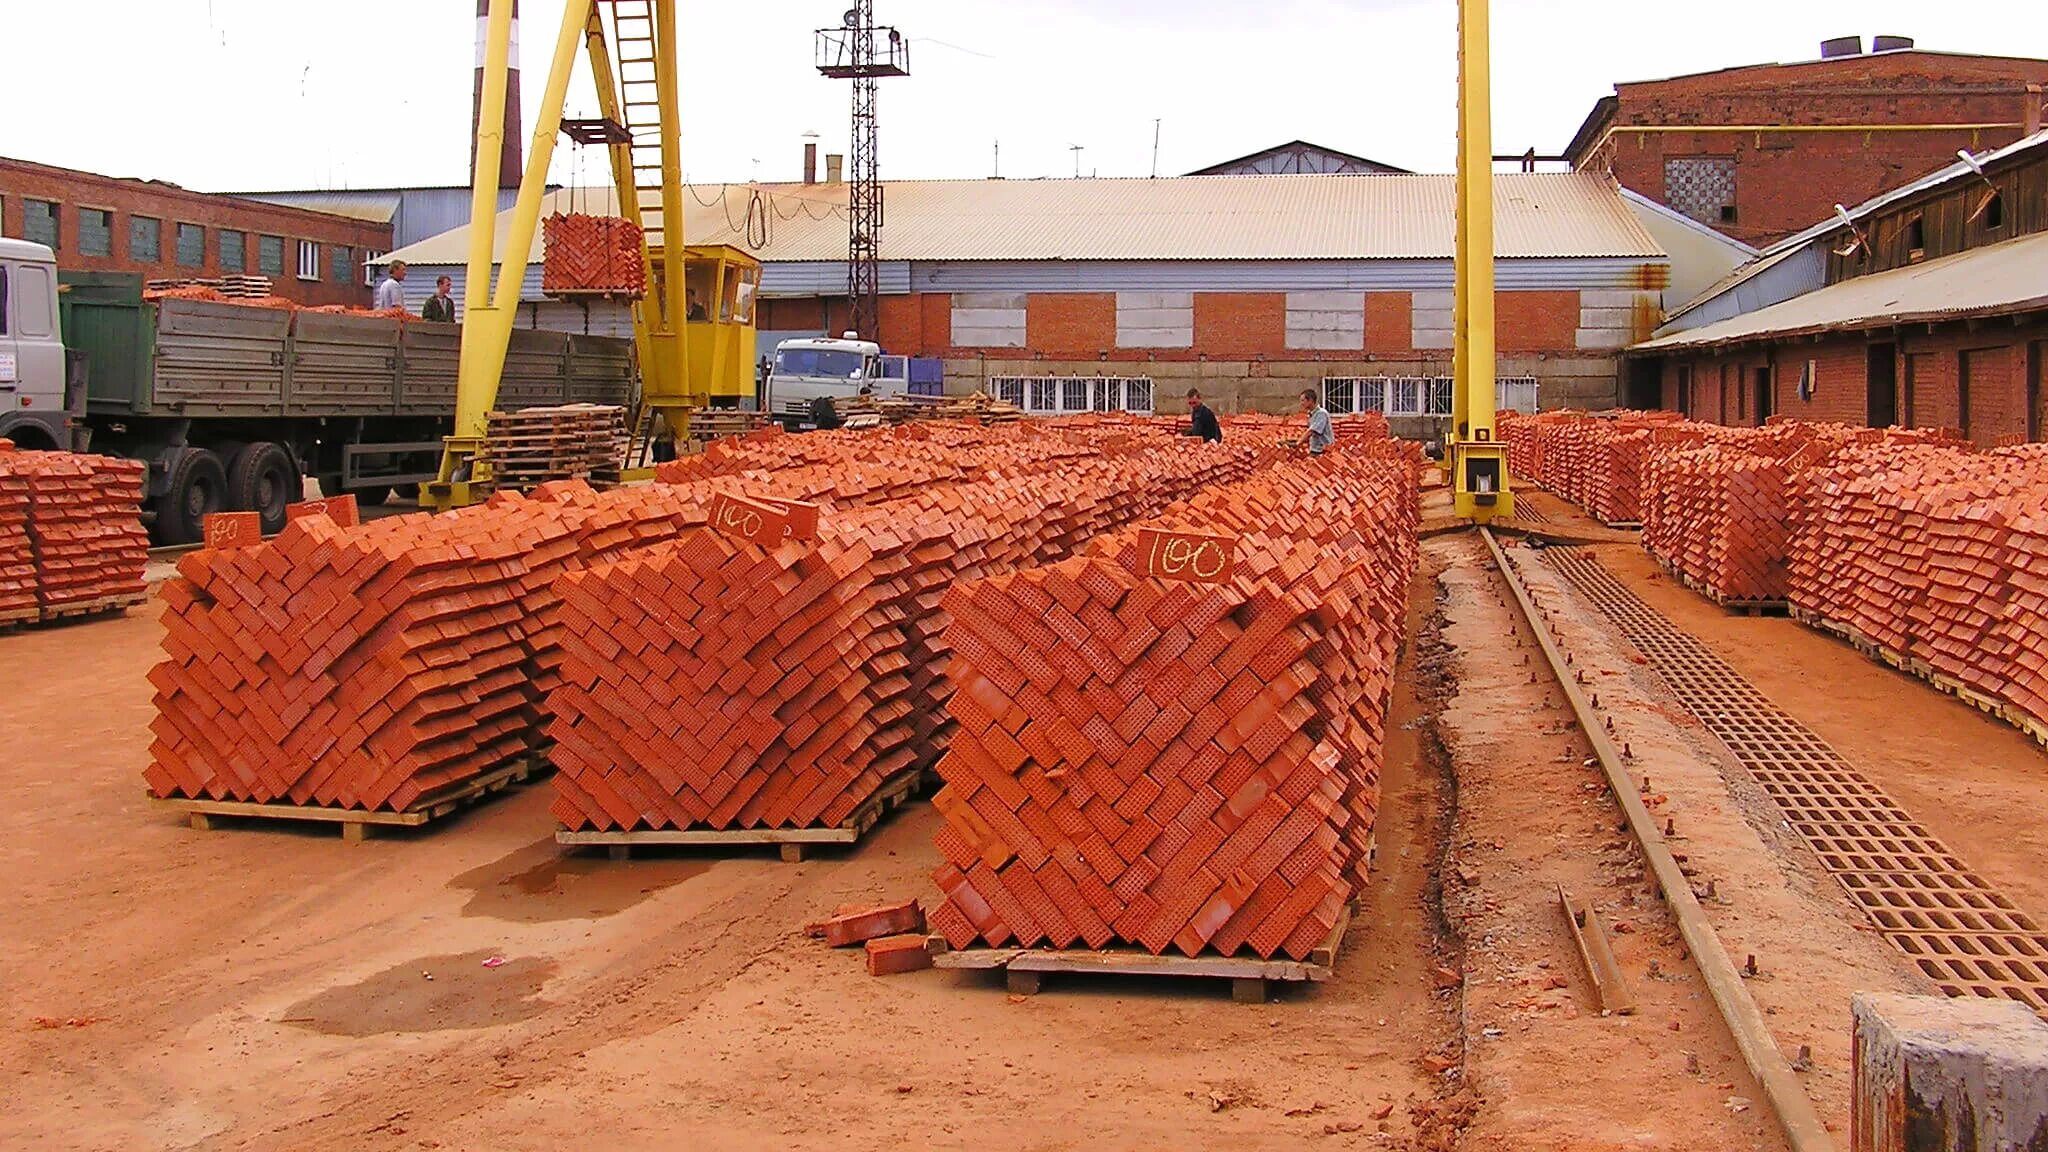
(149, 755), (547, 842)
(1, 592), (146, 632)
(1669, 569), (1788, 616)
(928, 903), (1353, 1003)
(555, 765), (926, 862)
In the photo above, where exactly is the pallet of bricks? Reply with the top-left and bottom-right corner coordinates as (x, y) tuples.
(145, 421), (1299, 841)
(547, 432), (1288, 859)
(923, 443), (1421, 996)
(1498, 410), (1681, 526)
(1788, 439), (2048, 748)
(1632, 420), (1957, 609)
(0, 442), (148, 629)
(478, 404), (628, 490)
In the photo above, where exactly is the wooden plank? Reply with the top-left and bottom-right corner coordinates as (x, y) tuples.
(924, 903), (1350, 988)
(1559, 883), (1638, 1016)
(555, 766), (921, 852)
(149, 757), (540, 833)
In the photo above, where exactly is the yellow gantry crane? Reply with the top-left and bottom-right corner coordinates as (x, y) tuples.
(1449, 0), (1514, 522)
(426, 0), (758, 510)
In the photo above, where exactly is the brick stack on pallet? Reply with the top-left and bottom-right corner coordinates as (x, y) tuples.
(1787, 443), (2048, 740)
(0, 457), (34, 626)
(0, 445), (149, 626)
(1499, 410), (1682, 525)
(146, 482), (711, 813)
(545, 443), (1266, 835)
(479, 404), (628, 490)
(924, 447), (1419, 961)
(541, 213), (646, 298)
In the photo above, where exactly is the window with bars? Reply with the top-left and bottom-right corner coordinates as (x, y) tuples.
(78, 208), (112, 257)
(175, 223), (205, 268)
(363, 250), (385, 286)
(988, 376), (1157, 416)
(257, 235), (285, 276)
(24, 200), (58, 250)
(1326, 375), (1529, 417)
(130, 216), (161, 262)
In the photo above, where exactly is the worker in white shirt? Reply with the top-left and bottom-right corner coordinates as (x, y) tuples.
(1299, 389), (1335, 455)
(372, 260), (408, 311)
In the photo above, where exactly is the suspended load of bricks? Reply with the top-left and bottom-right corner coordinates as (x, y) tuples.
(545, 443), (1265, 834)
(0, 444), (149, 626)
(925, 445), (1420, 960)
(542, 213), (646, 298)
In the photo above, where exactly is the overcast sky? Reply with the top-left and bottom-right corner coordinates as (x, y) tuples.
(4, 1), (2043, 192)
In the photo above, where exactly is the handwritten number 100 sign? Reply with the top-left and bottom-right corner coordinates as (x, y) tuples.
(1138, 528), (1237, 584)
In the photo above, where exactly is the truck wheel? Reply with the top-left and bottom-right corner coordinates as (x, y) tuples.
(228, 442), (298, 536)
(155, 448), (228, 546)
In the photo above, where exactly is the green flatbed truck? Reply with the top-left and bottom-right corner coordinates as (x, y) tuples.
(0, 240), (634, 543)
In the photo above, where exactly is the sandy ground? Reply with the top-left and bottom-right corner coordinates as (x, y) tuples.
(11, 487), (2045, 1151)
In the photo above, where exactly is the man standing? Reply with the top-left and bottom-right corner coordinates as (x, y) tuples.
(1183, 388), (1222, 443)
(1299, 388), (1334, 455)
(372, 260), (408, 311)
(421, 275), (456, 323)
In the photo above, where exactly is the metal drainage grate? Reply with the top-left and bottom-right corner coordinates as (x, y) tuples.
(1545, 547), (2048, 1014)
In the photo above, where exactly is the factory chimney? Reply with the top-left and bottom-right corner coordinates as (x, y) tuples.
(472, 0), (524, 190)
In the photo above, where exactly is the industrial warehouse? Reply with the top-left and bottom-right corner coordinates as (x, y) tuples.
(5, 3), (2048, 1151)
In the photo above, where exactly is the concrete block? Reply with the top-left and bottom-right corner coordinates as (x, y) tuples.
(1580, 288), (1649, 309)
(1413, 327), (1455, 350)
(1576, 328), (1633, 350)
(1852, 992), (2048, 1152)
(1287, 290), (1364, 312)
(1578, 306), (1636, 330)
(1115, 291), (1192, 311)
(952, 292), (1027, 310)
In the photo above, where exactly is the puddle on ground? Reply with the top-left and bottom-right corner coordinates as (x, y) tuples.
(449, 836), (712, 922)
(281, 950), (555, 1037)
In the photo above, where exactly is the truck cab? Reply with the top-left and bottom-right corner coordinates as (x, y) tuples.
(0, 238), (75, 450)
(762, 334), (888, 429)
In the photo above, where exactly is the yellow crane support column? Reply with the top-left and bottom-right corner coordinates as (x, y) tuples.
(1450, 0), (1513, 522)
(428, 0), (597, 510)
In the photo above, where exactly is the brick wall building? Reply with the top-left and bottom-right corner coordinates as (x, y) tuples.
(1635, 133), (2048, 445)
(1567, 43), (2048, 248)
(0, 157), (393, 307)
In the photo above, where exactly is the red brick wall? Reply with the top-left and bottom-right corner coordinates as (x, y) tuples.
(1767, 341), (1869, 426)
(1497, 290), (1580, 352)
(0, 157), (391, 307)
(876, 293), (922, 352)
(1025, 293), (1116, 357)
(760, 297), (825, 331)
(1579, 53), (2048, 245)
(1193, 292), (1287, 357)
(1905, 349), (1960, 431)
(1963, 345), (2026, 443)
(1365, 291), (1413, 356)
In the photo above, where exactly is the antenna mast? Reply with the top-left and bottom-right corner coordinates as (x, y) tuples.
(817, 2), (909, 342)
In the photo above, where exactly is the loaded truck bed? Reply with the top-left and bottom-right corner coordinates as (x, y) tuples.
(56, 273), (635, 543)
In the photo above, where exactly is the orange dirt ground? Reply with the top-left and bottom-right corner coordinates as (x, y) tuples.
(5, 487), (2039, 1150)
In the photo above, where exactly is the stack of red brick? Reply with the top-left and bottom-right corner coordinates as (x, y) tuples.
(924, 444), (1419, 961)
(1788, 443), (2048, 734)
(0, 444), (148, 625)
(146, 481), (720, 811)
(541, 213), (647, 298)
(546, 443), (1265, 833)
(1499, 410), (1683, 524)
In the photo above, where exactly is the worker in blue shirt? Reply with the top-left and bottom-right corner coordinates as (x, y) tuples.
(1183, 389), (1222, 442)
(1299, 389), (1334, 455)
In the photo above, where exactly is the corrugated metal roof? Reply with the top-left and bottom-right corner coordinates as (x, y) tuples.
(1660, 129), (2048, 325)
(373, 172), (1665, 267)
(232, 190), (404, 224)
(1632, 229), (2048, 352)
